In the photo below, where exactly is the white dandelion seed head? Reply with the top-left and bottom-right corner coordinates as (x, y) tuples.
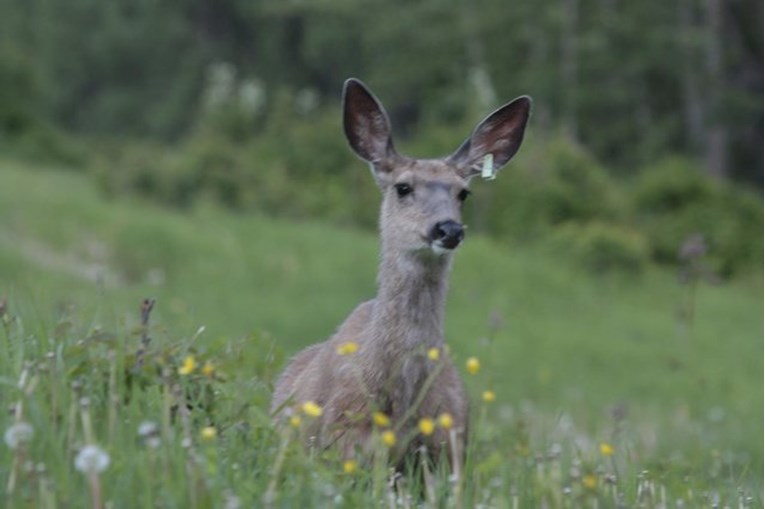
(137, 421), (161, 448)
(4, 422), (34, 449)
(74, 444), (110, 474)
(224, 490), (242, 509)
(137, 421), (159, 438)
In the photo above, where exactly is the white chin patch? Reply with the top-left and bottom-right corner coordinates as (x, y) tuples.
(430, 244), (451, 256)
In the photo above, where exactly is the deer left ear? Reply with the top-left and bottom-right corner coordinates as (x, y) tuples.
(343, 78), (397, 165)
(448, 96), (532, 179)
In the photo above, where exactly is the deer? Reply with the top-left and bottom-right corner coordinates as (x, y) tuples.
(271, 78), (531, 469)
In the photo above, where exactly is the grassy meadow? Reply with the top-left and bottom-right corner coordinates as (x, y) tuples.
(0, 159), (762, 507)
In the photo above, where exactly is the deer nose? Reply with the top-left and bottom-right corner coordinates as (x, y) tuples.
(431, 220), (465, 249)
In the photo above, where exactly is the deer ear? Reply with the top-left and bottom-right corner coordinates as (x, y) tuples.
(343, 78), (397, 166)
(448, 96), (531, 179)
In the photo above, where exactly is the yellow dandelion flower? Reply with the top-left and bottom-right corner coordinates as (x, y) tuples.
(178, 356), (196, 375)
(438, 413), (454, 430)
(301, 401), (323, 417)
(372, 412), (391, 427)
(427, 347), (440, 361)
(600, 442), (615, 456)
(343, 459), (357, 474)
(202, 361), (215, 377)
(381, 430), (396, 447)
(200, 426), (216, 441)
(482, 390), (496, 403)
(289, 415), (302, 428)
(336, 342), (359, 355)
(466, 357), (480, 375)
(418, 418), (435, 436)
(582, 474), (598, 490)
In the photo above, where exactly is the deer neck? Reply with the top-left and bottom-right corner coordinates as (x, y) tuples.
(370, 248), (452, 355)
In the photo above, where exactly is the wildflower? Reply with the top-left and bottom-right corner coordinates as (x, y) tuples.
(289, 415), (302, 428)
(427, 347), (440, 361)
(582, 473), (598, 490)
(74, 445), (110, 474)
(202, 361), (215, 377)
(336, 341), (359, 355)
(466, 357), (480, 375)
(418, 418), (435, 436)
(600, 442), (615, 457)
(201, 426), (217, 441)
(301, 401), (323, 417)
(372, 412), (391, 427)
(343, 459), (357, 474)
(437, 413), (454, 430)
(179, 356), (196, 375)
(381, 430), (396, 447)
(482, 390), (496, 403)
(4, 422), (33, 449)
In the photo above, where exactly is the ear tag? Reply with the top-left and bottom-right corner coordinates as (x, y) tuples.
(481, 153), (495, 180)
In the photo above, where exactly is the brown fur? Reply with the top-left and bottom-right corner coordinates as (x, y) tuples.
(271, 79), (531, 467)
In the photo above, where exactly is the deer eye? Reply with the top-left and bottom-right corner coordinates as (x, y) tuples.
(457, 188), (471, 202)
(394, 183), (413, 198)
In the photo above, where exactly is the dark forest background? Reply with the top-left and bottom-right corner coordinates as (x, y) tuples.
(0, 0), (762, 275)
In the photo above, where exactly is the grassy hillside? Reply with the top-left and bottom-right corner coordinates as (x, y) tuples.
(0, 159), (761, 506)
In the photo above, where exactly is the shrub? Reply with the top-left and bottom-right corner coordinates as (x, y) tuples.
(632, 157), (763, 276)
(548, 221), (650, 275)
(176, 135), (248, 208)
(632, 157), (717, 212)
(543, 137), (623, 223)
(467, 135), (624, 240)
(92, 142), (183, 205)
(0, 46), (40, 137)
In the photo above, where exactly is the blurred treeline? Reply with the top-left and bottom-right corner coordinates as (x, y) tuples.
(0, 0), (762, 275)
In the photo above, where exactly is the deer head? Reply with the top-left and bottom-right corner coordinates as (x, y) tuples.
(343, 78), (531, 257)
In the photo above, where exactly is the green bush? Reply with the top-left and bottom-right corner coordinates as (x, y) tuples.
(467, 135), (624, 240)
(0, 46), (40, 137)
(632, 157), (717, 212)
(0, 47), (88, 167)
(543, 137), (623, 223)
(92, 109), (383, 229)
(92, 142), (176, 204)
(94, 136), (255, 210)
(89, 128), (761, 279)
(632, 157), (763, 275)
(176, 136), (249, 208)
(548, 221), (650, 274)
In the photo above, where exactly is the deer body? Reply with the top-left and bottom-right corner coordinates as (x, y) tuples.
(271, 79), (531, 466)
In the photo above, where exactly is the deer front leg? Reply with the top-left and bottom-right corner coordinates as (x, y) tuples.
(418, 361), (469, 466)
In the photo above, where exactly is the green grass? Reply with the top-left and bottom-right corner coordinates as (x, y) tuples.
(0, 159), (761, 507)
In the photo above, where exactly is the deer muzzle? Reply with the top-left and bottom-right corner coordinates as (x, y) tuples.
(430, 220), (465, 250)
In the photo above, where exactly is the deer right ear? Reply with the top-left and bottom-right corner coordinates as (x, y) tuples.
(448, 96), (532, 179)
(343, 78), (397, 166)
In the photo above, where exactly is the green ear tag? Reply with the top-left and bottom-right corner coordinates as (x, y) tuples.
(481, 153), (495, 180)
